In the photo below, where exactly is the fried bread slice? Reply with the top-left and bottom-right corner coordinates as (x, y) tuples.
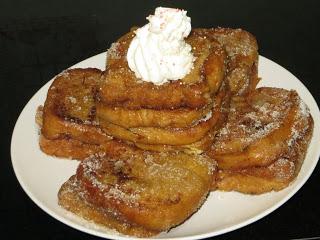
(208, 87), (314, 194)
(59, 175), (159, 237)
(209, 87), (313, 169)
(98, 29), (226, 110)
(39, 135), (105, 160)
(96, 103), (213, 128)
(134, 128), (216, 154)
(98, 89), (227, 146)
(215, 118), (313, 194)
(58, 145), (216, 236)
(195, 28), (259, 96)
(41, 68), (112, 145)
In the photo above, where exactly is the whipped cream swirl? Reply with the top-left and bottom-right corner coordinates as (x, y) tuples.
(127, 7), (195, 85)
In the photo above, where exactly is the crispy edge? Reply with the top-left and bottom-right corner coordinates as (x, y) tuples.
(99, 30), (226, 110)
(194, 27), (259, 96)
(75, 150), (214, 232)
(134, 128), (215, 154)
(58, 176), (159, 237)
(210, 88), (312, 170)
(98, 91), (225, 146)
(96, 103), (213, 128)
(39, 135), (105, 160)
(215, 115), (313, 194)
(214, 101), (300, 169)
(41, 68), (113, 145)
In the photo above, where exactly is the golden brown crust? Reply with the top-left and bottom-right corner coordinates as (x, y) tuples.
(96, 103), (213, 128)
(99, 111), (219, 146)
(59, 146), (215, 235)
(208, 87), (314, 194)
(98, 89), (226, 146)
(38, 73), (230, 159)
(134, 128), (215, 154)
(41, 68), (113, 145)
(215, 103), (299, 169)
(39, 134), (149, 161)
(39, 130), (214, 160)
(209, 88), (311, 169)
(216, 116), (313, 194)
(36, 26), (316, 236)
(39, 135), (104, 160)
(98, 30), (226, 110)
(194, 28), (259, 96)
(58, 176), (159, 237)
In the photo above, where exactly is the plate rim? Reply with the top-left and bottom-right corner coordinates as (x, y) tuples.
(10, 53), (320, 240)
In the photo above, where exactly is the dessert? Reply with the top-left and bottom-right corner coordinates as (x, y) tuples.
(194, 27), (260, 96)
(39, 68), (113, 160)
(35, 6), (314, 238)
(58, 144), (215, 237)
(96, 8), (230, 153)
(99, 29), (226, 109)
(208, 88), (314, 193)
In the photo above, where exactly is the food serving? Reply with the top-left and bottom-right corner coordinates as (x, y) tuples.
(35, 6), (314, 237)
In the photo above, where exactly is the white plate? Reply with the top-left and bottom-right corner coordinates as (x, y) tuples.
(11, 53), (320, 240)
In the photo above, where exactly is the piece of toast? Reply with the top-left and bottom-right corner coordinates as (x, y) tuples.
(194, 28), (259, 96)
(41, 68), (112, 145)
(58, 145), (216, 236)
(208, 87), (314, 193)
(99, 29), (227, 110)
(38, 68), (116, 160)
(59, 175), (159, 237)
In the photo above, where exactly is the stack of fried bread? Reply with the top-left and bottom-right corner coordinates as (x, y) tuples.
(39, 68), (115, 160)
(39, 75), (216, 235)
(39, 28), (260, 159)
(208, 87), (314, 194)
(96, 29), (229, 154)
(37, 27), (314, 237)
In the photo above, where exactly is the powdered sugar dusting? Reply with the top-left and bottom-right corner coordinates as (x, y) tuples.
(212, 88), (310, 154)
(56, 70), (70, 78)
(298, 98), (309, 118)
(199, 110), (212, 122)
(288, 98), (311, 147)
(213, 28), (257, 60)
(81, 155), (141, 207)
(268, 158), (295, 180)
(107, 42), (121, 60)
(68, 96), (77, 104)
(76, 149), (215, 214)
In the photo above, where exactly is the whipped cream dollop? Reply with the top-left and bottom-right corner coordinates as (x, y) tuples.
(127, 7), (195, 85)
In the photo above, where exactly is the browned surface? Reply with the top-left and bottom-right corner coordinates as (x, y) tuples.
(39, 135), (104, 160)
(98, 89), (226, 146)
(134, 128), (215, 154)
(208, 87), (314, 193)
(216, 117), (313, 194)
(98, 29), (226, 110)
(41, 68), (112, 145)
(194, 28), (259, 96)
(38, 27), (315, 235)
(58, 146), (215, 236)
(38, 65), (228, 158)
(59, 176), (159, 237)
(96, 103), (213, 128)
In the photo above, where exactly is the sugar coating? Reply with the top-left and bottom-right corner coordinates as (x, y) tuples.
(287, 98), (311, 147)
(107, 42), (121, 60)
(77, 149), (215, 214)
(267, 158), (295, 180)
(213, 88), (311, 156)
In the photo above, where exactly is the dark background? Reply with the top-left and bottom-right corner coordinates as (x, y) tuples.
(1, 0), (319, 239)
